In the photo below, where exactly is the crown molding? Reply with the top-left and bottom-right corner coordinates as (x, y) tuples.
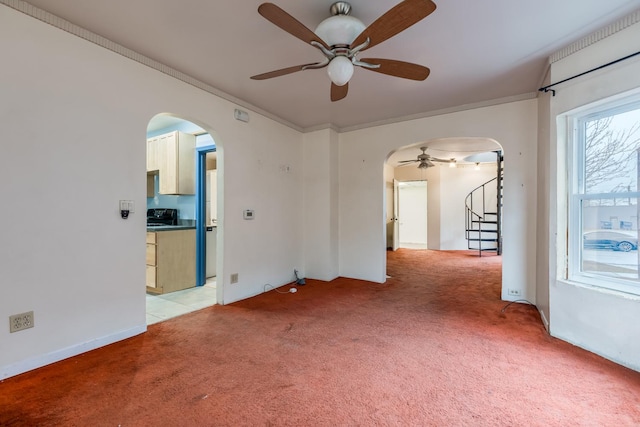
(550, 9), (640, 63)
(337, 92), (538, 134)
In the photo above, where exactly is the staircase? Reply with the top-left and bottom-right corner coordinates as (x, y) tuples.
(465, 151), (503, 256)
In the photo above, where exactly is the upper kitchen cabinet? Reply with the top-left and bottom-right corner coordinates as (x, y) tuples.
(146, 131), (196, 195)
(147, 137), (160, 172)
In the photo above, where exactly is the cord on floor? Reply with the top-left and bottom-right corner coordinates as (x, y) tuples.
(264, 283), (297, 294)
(501, 299), (535, 313)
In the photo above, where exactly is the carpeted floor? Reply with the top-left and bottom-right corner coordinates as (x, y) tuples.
(2, 249), (639, 426)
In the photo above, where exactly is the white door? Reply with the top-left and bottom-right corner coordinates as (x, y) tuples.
(393, 179), (400, 251)
(398, 181), (428, 249)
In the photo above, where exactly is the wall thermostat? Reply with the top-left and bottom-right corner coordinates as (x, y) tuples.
(243, 209), (255, 220)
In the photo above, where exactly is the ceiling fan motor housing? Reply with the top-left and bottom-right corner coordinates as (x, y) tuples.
(330, 1), (352, 16)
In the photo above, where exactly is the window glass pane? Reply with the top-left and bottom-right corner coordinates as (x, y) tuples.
(571, 100), (640, 294)
(581, 198), (639, 282)
(584, 108), (640, 195)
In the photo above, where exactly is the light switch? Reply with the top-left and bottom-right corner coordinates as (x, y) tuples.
(119, 200), (134, 219)
(243, 209), (254, 220)
(119, 200), (135, 212)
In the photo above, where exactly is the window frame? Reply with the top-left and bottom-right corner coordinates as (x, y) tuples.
(567, 97), (640, 296)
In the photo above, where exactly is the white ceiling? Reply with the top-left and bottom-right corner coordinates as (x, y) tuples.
(22, 0), (640, 132)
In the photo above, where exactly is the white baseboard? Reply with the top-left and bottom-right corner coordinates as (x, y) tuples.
(1, 325), (146, 380)
(550, 330), (640, 373)
(538, 307), (550, 332)
(399, 242), (428, 249)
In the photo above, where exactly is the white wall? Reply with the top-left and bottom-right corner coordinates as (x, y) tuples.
(543, 18), (640, 371)
(536, 69), (552, 330)
(303, 129), (340, 281)
(0, 6), (304, 378)
(439, 165), (497, 250)
(339, 102), (538, 303)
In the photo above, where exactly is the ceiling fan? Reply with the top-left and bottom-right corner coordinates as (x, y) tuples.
(398, 147), (453, 169)
(250, 0), (437, 101)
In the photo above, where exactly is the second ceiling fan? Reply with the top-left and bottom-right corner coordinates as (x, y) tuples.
(251, 0), (437, 101)
(398, 147), (452, 169)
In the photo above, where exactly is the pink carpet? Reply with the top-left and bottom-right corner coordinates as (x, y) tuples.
(1, 249), (639, 425)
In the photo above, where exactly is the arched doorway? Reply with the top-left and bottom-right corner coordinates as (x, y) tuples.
(384, 137), (504, 285)
(145, 114), (222, 324)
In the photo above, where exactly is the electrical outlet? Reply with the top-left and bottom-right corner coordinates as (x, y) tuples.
(9, 311), (34, 333)
(508, 289), (521, 297)
(230, 273), (238, 284)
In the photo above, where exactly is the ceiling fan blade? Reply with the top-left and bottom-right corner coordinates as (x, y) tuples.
(398, 159), (418, 163)
(430, 157), (450, 163)
(250, 63), (319, 80)
(351, 0), (436, 51)
(360, 58), (430, 81)
(331, 82), (349, 102)
(258, 3), (329, 49)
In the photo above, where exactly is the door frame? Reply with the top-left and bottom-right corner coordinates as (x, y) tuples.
(195, 144), (216, 287)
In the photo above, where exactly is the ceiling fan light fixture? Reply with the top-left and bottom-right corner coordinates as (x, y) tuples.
(327, 56), (354, 86)
(417, 159), (434, 169)
(449, 159), (457, 168)
(315, 15), (366, 47)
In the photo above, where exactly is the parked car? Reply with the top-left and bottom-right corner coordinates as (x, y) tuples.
(583, 230), (638, 252)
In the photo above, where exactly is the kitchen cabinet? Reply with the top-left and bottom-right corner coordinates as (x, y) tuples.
(146, 173), (155, 198)
(146, 229), (196, 294)
(145, 131), (196, 195)
(158, 131), (195, 195)
(146, 137), (160, 172)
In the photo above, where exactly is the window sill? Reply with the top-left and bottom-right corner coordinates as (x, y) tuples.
(558, 277), (640, 300)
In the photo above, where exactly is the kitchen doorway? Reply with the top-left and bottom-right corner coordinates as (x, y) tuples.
(196, 145), (218, 287)
(145, 115), (219, 324)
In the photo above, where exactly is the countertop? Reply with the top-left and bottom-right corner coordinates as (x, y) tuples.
(146, 225), (196, 232)
(146, 224), (218, 232)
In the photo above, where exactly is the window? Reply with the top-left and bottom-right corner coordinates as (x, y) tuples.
(569, 97), (640, 295)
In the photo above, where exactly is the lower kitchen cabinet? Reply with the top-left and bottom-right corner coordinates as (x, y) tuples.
(146, 229), (195, 294)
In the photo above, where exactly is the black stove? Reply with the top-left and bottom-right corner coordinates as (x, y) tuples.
(147, 208), (178, 226)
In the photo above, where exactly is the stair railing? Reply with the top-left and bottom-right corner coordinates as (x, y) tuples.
(465, 177), (497, 224)
(465, 177), (498, 255)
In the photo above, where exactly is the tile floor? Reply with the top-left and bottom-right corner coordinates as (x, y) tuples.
(146, 278), (217, 325)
